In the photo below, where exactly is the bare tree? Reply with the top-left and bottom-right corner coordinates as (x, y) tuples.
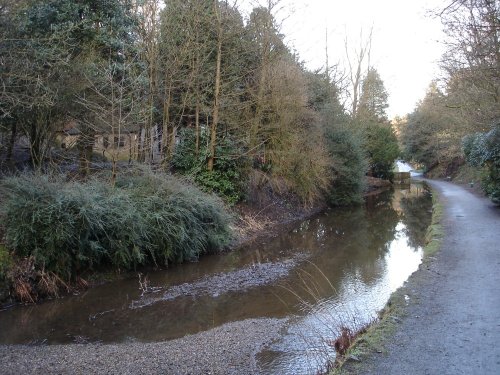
(246, 0), (288, 155)
(76, 56), (147, 184)
(439, 0), (500, 128)
(207, 0), (223, 171)
(133, 0), (161, 163)
(344, 28), (372, 117)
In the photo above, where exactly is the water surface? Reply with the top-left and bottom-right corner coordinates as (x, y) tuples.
(0, 183), (432, 373)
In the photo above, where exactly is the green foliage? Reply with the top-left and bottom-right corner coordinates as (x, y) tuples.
(305, 71), (334, 111)
(0, 172), (232, 280)
(357, 68), (389, 123)
(172, 128), (248, 205)
(1, 0), (364, 215)
(21, 0), (138, 55)
(116, 171), (233, 262)
(247, 60), (332, 205)
(352, 68), (399, 181)
(1, 0), (141, 167)
(365, 125), (400, 181)
(462, 131), (493, 167)
(402, 111), (437, 169)
(402, 83), (463, 172)
(463, 124), (500, 204)
(323, 107), (367, 206)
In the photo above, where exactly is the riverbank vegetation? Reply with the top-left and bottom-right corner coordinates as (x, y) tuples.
(0, 170), (231, 302)
(0, 0), (401, 303)
(399, 0), (500, 204)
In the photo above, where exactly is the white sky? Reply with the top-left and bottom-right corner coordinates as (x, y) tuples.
(239, 0), (447, 119)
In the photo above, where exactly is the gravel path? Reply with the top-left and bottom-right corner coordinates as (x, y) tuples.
(0, 318), (287, 374)
(363, 180), (500, 374)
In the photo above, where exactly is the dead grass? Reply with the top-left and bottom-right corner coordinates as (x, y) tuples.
(232, 211), (273, 240)
(7, 256), (75, 303)
(330, 326), (368, 358)
(37, 270), (70, 297)
(423, 193), (444, 258)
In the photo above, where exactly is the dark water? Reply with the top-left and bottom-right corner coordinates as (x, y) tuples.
(0, 183), (432, 372)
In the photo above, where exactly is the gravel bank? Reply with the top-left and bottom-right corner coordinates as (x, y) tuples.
(0, 318), (287, 375)
(131, 257), (306, 308)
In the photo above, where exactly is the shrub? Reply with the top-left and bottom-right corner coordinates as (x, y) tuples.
(265, 125), (332, 205)
(172, 128), (248, 205)
(365, 124), (400, 181)
(324, 120), (367, 206)
(0, 171), (233, 281)
(463, 124), (500, 204)
(1, 175), (141, 278)
(116, 170), (233, 263)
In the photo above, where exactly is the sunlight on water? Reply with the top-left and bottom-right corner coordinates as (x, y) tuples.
(258, 188), (429, 374)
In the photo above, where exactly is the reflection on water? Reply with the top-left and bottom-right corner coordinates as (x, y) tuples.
(259, 184), (432, 374)
(0, 183), (431, 373)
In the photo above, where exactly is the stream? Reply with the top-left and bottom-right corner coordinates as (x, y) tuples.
(0, 182), (432, 374)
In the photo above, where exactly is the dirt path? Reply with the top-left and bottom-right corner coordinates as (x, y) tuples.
(362, 180), (500, 374)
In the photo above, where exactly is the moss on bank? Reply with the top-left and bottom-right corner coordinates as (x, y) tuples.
(331, 186), (444, 374)
(422, 193), (444, 258)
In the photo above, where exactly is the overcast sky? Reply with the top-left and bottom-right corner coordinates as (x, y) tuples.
(240, 0), (447, 119)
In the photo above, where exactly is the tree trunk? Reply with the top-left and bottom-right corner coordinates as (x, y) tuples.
(111, 158), (117, 187)
(161, 88), (172, 167)
(195, 101), (200, 156)
(137, 124), (145, 162)
(78, 128), (95, 177)
(168, 125), (176, 160)
(249, 5), (272, 154)
(78, 141), (87, 174)
(29, 120), (42, 168)
(208, 4), (222, 172)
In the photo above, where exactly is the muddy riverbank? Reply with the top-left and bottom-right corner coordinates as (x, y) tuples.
(232, 176), (392, 248)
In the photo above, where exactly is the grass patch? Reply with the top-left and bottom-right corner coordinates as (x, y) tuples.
(423, 192), (444, 258)
(330, 186), (444, 374)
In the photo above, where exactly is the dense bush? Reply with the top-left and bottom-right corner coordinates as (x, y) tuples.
(0, 171), (232, 280)
(463, 124), (500, 204)
(365, 124), (400, 181)
(172, 128), (248, 205)
(323, 111), (367, 206)
(116, 171), (233, 262)
(263, 124), (332, 205)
